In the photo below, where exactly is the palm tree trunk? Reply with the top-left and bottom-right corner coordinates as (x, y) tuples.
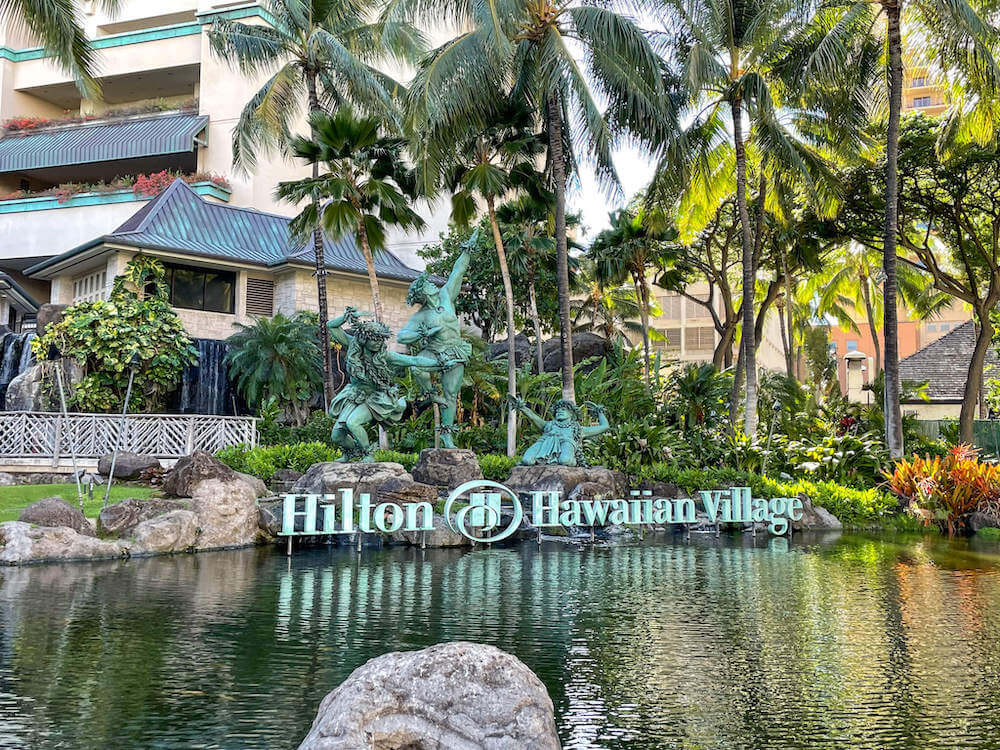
(356, 219), (385, 322)
(861, 278), (882, 376)
(961, 314), (992, 442)
(548, 93), (575, 402)
(306, 72), (334, 408)
(635, 270), (651, 384)
(781, 250), (795, 378)
(883, 1), (904, 459)
(528, 277), (544, 373)
(731, 96), (758, 434)
(488, 197), (518, 457)
(778, 302), (792, 378)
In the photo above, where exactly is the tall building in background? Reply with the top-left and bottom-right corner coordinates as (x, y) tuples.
(903, 67), (947, 116)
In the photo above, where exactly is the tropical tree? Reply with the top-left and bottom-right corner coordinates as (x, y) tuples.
(445, 106), (546, 456)
(571, 261), (654, 344)
(275, 108), (426, 322)
(588, 209), (677, 384)
(3, 0), (119, 95)
(225, 313), (322, 426)
(793, 0), (1000, 457)
(208, 0), (423, 403)
(655, 0), (850, 432)
(404, 0), (676, 402)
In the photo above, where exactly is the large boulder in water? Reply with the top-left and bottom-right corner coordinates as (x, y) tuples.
(0, 521), (122, 564)
(97, 497), (188, 537)
(5, 358), (82, 411)
(126, 510), (199, 555)
(97, 451), (162, 480)
(298, 642), (560, 750)
(390, 513), (472, 548)
(191, 477), (261, 549)
(411, 448), (482, 492)
(162, 450), (265, 498)
(292, 461), (415, 499)
(506, 464), (625, 506)
(541, 331), (612, 373)
(18, 496), (94, 537)
(791, 494), (843, 531)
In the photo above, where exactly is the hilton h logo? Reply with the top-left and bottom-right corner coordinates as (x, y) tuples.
(444, 480), (523, 543)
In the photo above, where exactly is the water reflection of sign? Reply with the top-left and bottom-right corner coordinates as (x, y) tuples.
(280, 484), (804, 541)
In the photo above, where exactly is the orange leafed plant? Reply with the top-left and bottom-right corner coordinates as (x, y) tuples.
(885, 444), (1000, 534)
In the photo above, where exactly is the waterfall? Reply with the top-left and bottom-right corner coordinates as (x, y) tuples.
(0, 332), (34, 409)
(178, 338), (234, 415)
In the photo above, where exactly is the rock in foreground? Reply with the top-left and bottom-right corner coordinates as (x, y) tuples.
(18, 496), (95, 537)
(127, 510), (199, 555)
(298, 642), (560, 750)
(292, 461), (414, 499)
(791, 494), (843, 531)
(191, 478), (260, 549)
(0, 522), (122, 564)
(390, 513), (471, 548)
(98, 497), (188, 537)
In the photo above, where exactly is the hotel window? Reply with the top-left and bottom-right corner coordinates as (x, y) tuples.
(926, 322), (938, 332)
(846, 340), (858, 351)
(684, 326), (715, 351)
(656, 328), (681, 351)
(72, 270), (107, 303)
(911, 76), (927, 86)
(165, 263), (236, 314)
(658, 293), (681, 318)
(913, 96), (932, 107)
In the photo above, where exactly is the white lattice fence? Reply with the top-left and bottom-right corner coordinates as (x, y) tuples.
(0, 412), (257, 465)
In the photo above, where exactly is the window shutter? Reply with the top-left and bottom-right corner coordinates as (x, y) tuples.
(246, 278), (274, 317)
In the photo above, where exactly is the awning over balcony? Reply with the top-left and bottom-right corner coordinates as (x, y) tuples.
(0, 112), (208, 174)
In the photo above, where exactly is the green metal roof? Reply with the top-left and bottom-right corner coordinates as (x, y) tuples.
(25, 179), (424, 283)
(0, 112), (208, 174)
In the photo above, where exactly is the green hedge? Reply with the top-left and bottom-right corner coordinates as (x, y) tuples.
(638, 463), (897, 527)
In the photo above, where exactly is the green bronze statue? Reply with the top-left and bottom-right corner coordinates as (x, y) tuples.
(328, 307), (453, 461)
(397, 233), (473, 449)
(509, 398), (611, 467)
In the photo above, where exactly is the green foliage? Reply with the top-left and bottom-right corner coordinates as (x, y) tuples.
(977, 527), (1000, 539)
(225, 313), (321, 425)
(217, 442), (340, 480)
(588, 417), (673, 475)
(373, 450), (418, 471)
(638, 464), (897, 527)
(33, 256), (197, 412)
(479, 454), (516, 481)
(668, 363), (732, 430)
(0, 483), (156, 523)
(778, 433), (888, 486)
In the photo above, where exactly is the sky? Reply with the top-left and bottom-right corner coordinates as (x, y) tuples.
(569, 146), (659, 244)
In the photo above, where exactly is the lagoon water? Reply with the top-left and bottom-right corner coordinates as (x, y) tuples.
(3, 533), (1000, 749)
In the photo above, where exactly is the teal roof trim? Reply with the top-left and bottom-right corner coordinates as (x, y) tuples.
(25, 179), (423, 283)
(0, 181), (230, 214)
(0, 113), (208, 174)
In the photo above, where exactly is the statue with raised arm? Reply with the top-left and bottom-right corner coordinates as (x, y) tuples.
(509, 398), (611, 467)
(328, 307), (453, 461)
(397, 231), (474, 449)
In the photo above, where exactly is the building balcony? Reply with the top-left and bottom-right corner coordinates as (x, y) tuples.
(0, 181), (230, 266)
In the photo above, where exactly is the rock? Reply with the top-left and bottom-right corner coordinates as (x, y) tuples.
(0, 472), (16, 486)
(0, 521), (123, 564)
(541, 331), (612, 373)
(97, 497), (188, 537)
(163, 450), (250, 497)
(5, 358), (83, 412)
(18, 496), (94, 537)
(292, 461), (414, 499)
(191, 477), (259, 549)
(97, 451), (161, 480)
(271, 468), (303, 493)
(507, 464), (625, 507)
(298, 642), (559, 750)
(390, 513), (471, 548)
(971, 509), (1000, 532)
(487, 333), (533, 368)
(126, 510), (199, 555)
(637, 479), (682, 499)
(411, 448), (483, 492)
(376, 475), (438, 506)
(791, 493), (843, 531)
(36, 303), (68, 336)
(257, 497), (284, 538)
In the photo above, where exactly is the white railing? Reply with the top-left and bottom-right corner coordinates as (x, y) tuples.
(0, 412), (256, 466)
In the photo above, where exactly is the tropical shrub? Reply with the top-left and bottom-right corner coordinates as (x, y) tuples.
(375, 451), (419, 471)
(779, 433), (887, 487)
(589, 417), (673, 474)
(32, 256), (197, 412)
(667, 362), (732, 429)
(225, 312), (321, 425)
(885, 444), (1000, 534)
(218, 442), (340, 480)
(479, 454), (516, 481)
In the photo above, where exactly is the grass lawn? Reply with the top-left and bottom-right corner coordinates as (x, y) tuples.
(0, 484), (156, 522)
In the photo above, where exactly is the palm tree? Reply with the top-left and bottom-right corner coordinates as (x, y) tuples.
(656, 0), (850, 433)
(404, 0), (676, 403)
(588, 209), (675, 384)
(225, 313), (322, 426)
(275, 108), (426, 322)
(571, 261), (656, 345)
(4, 0), (119, 95)
(444, 107), (546, 457)
(793, 0), (1000, 457)
(208, 0), (423, 403)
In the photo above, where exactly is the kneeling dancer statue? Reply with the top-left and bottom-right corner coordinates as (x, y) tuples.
(328, 307), (452, 461)
(396, 234), (473, 448)
(510, 398), (611, 467)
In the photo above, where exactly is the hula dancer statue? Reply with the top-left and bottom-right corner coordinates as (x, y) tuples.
(397, 233), (473, 449)
(510, 398), (611, 467)
(328, 307), (452, 461)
